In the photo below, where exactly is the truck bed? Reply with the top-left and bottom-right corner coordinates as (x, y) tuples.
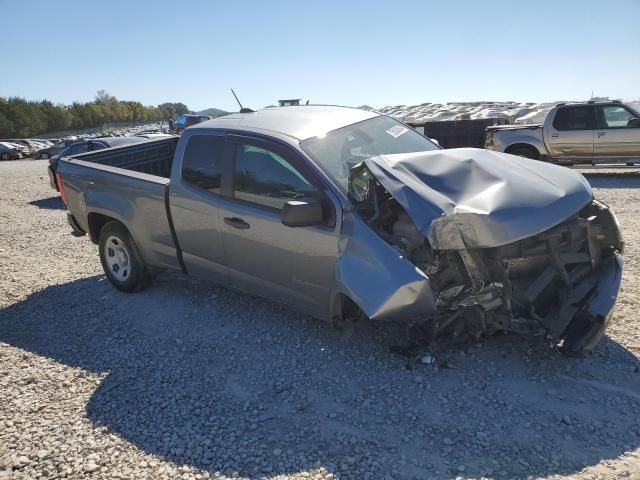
(58, 137), (182, 272)
(68, 136), (178, 177)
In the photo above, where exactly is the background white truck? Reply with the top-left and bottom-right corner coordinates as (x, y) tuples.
(485, 100), (640, 165)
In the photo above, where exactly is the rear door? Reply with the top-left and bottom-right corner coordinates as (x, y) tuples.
(217, 134), (340, 318)
(168, 131), (230, 281)
(594, 104), (640, 162)
(546, 106), (595, 162)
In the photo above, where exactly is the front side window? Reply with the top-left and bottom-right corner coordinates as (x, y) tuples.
(233, 144), (317, 210)
(598, 106), (636, 128)
(553, 107), (595, 131)
(181, 135), (225, 194)
(300, 115), (439, 191)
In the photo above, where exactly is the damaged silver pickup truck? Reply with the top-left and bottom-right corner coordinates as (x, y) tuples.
(59, 106), (623, 355)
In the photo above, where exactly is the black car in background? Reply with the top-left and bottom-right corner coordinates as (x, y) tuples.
(48, 137), (148, 190)
(0, 142), (23, 160)
(36, 139), (79, 159)
(170, 114), (211, 134)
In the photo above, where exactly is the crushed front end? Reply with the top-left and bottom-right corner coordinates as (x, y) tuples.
(350, 157), (624, 355)
(426, 200), (623, 354)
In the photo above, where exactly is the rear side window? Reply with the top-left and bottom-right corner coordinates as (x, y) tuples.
(553, 107), (595, 131)
(90, 142), (107, 151)
(69, 143), (89, 155)
(181, 135), (225, 194)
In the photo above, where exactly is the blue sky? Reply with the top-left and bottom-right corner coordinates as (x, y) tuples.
(1, 0), (639, 111)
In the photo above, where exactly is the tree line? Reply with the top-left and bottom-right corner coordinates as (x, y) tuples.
(0, 90), (190, 138)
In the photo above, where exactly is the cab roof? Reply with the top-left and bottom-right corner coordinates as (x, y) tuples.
(556, 100), (625, 107)
(195, 105), (380, 141)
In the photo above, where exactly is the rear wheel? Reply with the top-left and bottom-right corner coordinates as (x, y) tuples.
(99, 221), (152, 292)
(0, 152), (9, 160)
(507, 146), (539, 160)
(40, 152), (50, 160)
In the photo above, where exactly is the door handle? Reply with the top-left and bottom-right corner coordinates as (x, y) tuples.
(597, 131), (606, 136)
(551, 134), (559, 138)
(224, 217), (250, 229)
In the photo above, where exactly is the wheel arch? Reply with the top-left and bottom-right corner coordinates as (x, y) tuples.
(88, 212), (130, 245)
(331, 291), (368, 322)
(505, 143), (541, 159)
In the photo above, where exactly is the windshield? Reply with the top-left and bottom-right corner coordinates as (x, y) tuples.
(300, 115), (439, 192)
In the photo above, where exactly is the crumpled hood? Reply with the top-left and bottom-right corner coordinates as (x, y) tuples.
(364, 148), (593, 249)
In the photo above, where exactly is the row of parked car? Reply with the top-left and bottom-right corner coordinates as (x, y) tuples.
(0, 138), (58, 160)
(0, 121), (171, 161)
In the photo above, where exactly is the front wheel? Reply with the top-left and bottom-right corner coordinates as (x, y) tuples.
(40, 152), (50, 160)
(0, 152), (9, 161)
(99, 221), (152, 292)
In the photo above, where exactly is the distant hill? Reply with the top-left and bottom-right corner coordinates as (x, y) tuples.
(195, 108), (228, 117)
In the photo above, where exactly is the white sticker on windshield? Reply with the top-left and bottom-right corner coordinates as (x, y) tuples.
(386, 125), (408, 138)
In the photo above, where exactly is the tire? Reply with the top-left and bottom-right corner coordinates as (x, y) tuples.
(507, 146), (539, 160)
(98, 221), (152, 292)
(0, 153), (9, 161)
(40, 152), (50, 160)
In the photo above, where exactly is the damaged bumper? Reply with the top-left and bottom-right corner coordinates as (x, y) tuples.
(418, 202), (625, 354)
(558, 254), (622, 354)
(344, 147), (624, 354)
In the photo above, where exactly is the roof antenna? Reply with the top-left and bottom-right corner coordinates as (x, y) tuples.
(231, 89), (254, 113)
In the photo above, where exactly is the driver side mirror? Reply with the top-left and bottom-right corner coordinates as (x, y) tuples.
(628, 118), (640, 128)
(281, 198), (324, 227)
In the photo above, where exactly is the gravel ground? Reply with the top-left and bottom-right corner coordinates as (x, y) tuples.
(1, 159), (640, 480)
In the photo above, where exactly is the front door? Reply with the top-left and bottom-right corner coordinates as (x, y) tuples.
(218, 135), (340, 318)
(594, 104), (640, 163)
(546, 105), (595, 162)
(168, 131), (229, 281)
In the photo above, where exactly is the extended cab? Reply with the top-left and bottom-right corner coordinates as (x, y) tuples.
(59, 106), (623, 354)
(485, 101), (640, 164)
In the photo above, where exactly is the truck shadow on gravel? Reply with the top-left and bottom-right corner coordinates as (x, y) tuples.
(28, 196), (65, 210)
(1, 274), (639, 479)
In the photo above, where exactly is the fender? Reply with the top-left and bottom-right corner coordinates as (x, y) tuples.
(502, 131), (548, 157)
(83, 189), (163, 269)
(331, 211), (437, 322)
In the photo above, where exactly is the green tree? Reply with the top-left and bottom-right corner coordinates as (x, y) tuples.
(0, 92), (191, 137)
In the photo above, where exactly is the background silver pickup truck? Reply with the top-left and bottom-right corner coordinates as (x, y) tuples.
(485, 100), (640, 164)
(58, 106), (623, 354)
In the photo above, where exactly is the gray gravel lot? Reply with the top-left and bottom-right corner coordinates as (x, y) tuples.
(1, 159), (640, 480)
